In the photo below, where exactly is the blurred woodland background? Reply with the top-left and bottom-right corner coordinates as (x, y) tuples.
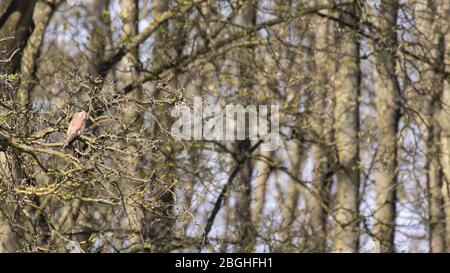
(0, 0), (449, 253)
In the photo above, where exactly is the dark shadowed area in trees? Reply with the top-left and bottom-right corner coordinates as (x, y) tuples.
(0, 0), (449, 253)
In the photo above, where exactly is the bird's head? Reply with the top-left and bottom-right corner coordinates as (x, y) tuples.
(76, 111), (89, 120)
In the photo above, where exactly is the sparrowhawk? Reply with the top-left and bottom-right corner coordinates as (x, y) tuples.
(62, 111), (88, 149)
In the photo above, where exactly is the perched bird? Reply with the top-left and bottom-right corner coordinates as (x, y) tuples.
(62, 111), (88, 149)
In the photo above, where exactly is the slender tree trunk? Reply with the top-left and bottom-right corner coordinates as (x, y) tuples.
(415, 0), (446, 252)
(117, 0), (145, 252)
(14, 1), (58, 249)
(279, 140), (305, 248)
(333, 2), (361, 253)
(437, 1), (450, 252)
(17, 0), (57, 107)
(0, 152), (20, 252)
(372, 0), (400, 253)
(141, 0), (178, 252)
(308, 0), (334, 251)
(88, 0), (110, 76)
(234, 2), (258, 252)
(252, 149), (272, 223)
(0, 0), (37, 252)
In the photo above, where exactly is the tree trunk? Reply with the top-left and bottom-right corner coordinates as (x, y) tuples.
(437, 0), (450, 252)
(234, 2), (258, 252)
(141, 0), (177, 253)
(279, 140), (305, 249)
(372, 0), (400, 253)
(0, 0), (37, 73)
(117, 0), (145, 252)
(415, 0), (446, 252)
(0, 0), (37, 252)
(17, 0), (57, 107)
(252, 149), (272, 223)
(333, 2), (361, 253)
(308, 0), (334, 251)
